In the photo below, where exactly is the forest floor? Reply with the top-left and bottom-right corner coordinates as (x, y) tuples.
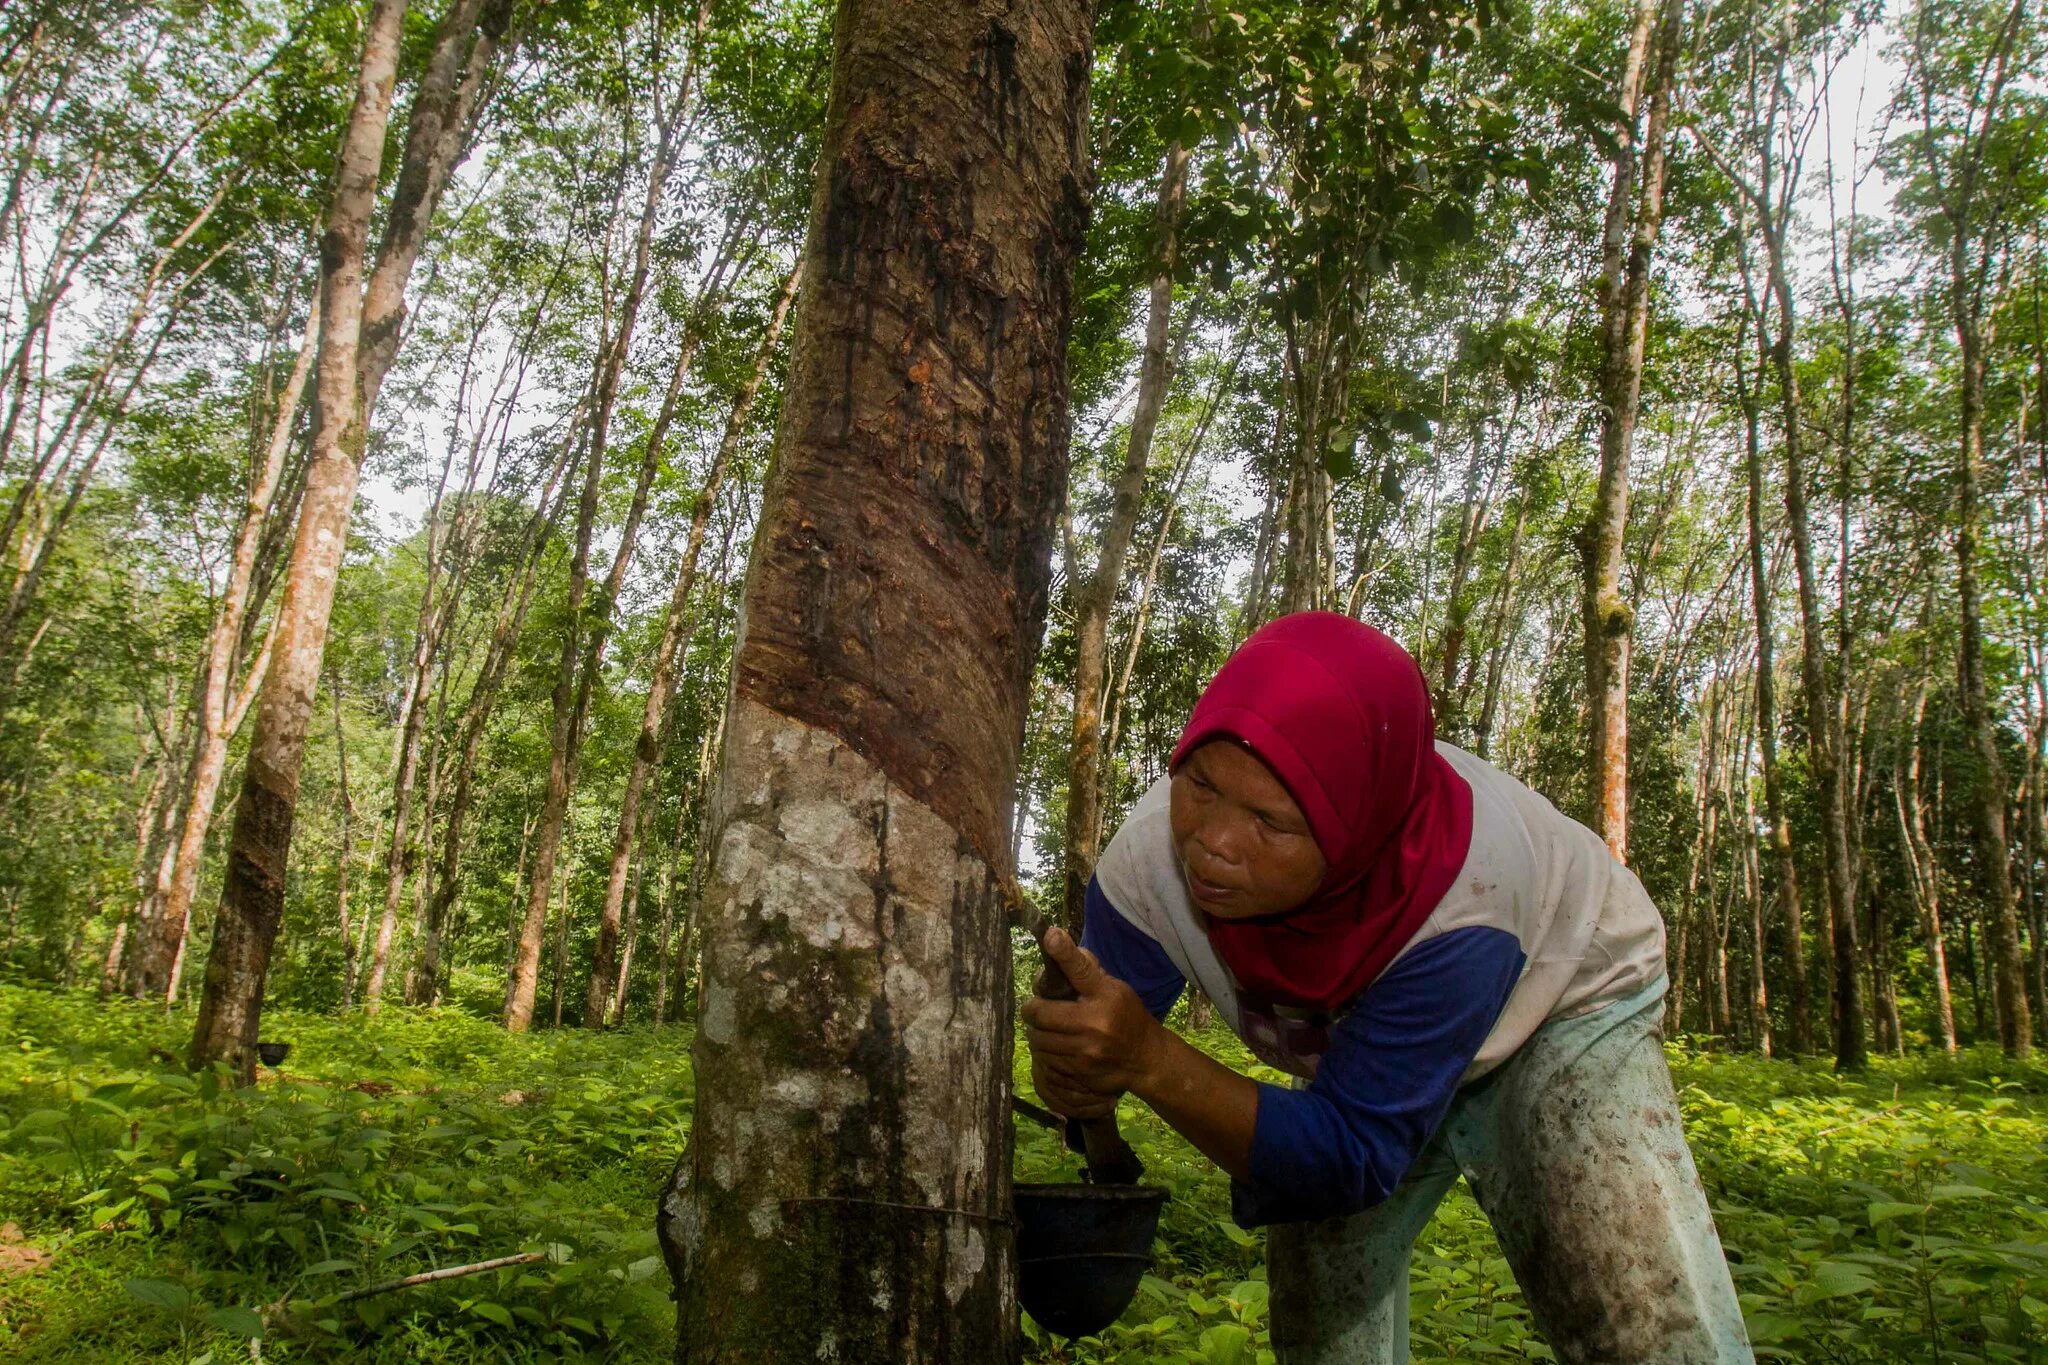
(1, 982), (2044, 1363)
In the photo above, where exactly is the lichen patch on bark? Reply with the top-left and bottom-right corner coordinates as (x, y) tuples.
(664, 699), (1016, 1357)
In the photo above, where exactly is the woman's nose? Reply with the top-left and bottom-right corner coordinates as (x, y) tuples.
(1194, 814), (1244, 867)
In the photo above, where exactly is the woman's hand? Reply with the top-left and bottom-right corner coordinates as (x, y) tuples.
(1022, 928), (1170, 1119)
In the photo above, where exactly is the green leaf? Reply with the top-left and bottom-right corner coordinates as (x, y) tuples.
(1868, 1201), (1924, 1225)
(125, 1278), (190, 1312)
(469, 1300), (515, 1329)
(1809, 1261), (1876, 1300)
(1201, 1322), (1253, 1365)
(205, 1306), (264, 1339)
(1928, 1183), (1999, 1202)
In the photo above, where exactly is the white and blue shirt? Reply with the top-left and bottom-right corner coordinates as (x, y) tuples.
(1082, 742), (1667, 1227)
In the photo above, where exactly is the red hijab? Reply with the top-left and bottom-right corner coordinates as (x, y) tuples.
(1168, 612), (1473, 1013)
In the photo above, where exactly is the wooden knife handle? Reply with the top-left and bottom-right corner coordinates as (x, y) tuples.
(1034, 952), (1146, 1186)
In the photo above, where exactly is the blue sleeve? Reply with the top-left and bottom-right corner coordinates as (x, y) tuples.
(1080, 876), (1184, 1020)
(1232, 926), (1525, 1228)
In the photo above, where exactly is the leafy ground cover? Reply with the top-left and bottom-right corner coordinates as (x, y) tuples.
(3, 981), (2045, 1362)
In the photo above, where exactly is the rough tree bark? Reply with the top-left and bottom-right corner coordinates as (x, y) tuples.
(189, 0), (510, 1077)
(655, 0), (1094, 1355)
(583, 262), (800, 1025)
(1582, 0), (1680, 863)
(1060, 136), (1187, 932)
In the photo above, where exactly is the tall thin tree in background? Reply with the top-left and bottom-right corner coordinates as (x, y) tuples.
(190, 0), (510, 1078)
(1583, 0), (1684, 864)
(1062, 134), (1189, 932)
(1903, 0), (2039, 1056)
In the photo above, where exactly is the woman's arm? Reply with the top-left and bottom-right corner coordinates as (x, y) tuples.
(1027, 924), (1527, 1225)
(1025, 928), (1258, 1180)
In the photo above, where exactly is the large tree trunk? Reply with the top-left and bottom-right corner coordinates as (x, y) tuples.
(190, 0), (508, 1077)
(583, 262), (799, 1024)
(657, 0), (1093, 1355)
(1061, 137), (1187, 931)
(1582, 0), (1680, 862)
(187, 0), (409, 1074)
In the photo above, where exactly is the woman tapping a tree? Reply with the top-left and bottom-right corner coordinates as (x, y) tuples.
(1025, 612), (1753, 1364)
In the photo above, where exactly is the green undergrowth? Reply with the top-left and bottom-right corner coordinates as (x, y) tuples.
(0, 984), (687, 1362)
(3, 982), (2045, 1363)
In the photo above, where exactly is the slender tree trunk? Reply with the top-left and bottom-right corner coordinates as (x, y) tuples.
(1953, 314), (2033, 1056)
(582, 262), (799, 1024)
(1582, 0), (1681, 863)
(411, 442), (577, 1006)
(190, 0), (506, 1077)
(506, 99), (691, 1031)
(128, 305), (316, 1000)
(332, 678), (360, 1007)
(1062, 136), (1188, 931)
(366, 457), (470, 1010)
(1900, 685), (1959, 1053)
(1473, 485), (1530, 760)
(1243, 465), (1281, 632)
(652, 807), (682, 1027)
(1740, 732), (1771, 1055)
(1737, 321), (1812, 1053)
(2026, 712), (2046, 1044)
(611, 819), (647, 1025)
(658, 1), (1093, 1353)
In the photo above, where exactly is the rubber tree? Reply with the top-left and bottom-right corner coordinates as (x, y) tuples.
(1060, 136), (1188, 932)
(581, 261), (801, 1025)
(1901, 0), (2040, 1056)
(1582, 0), (1682, 865)
(654, 0), (1094, 1355)
(188, 0), (511, 1078)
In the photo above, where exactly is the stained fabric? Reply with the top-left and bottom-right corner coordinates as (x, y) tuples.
(1169, 612), (1474, 1012)
(1265, 977), (1755, 1365)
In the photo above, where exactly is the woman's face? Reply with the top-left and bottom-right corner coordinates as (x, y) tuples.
(1169, 740), (1328, 920)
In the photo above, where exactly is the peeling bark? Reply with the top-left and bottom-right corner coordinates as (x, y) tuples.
(660, 0), (1093, 1355)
